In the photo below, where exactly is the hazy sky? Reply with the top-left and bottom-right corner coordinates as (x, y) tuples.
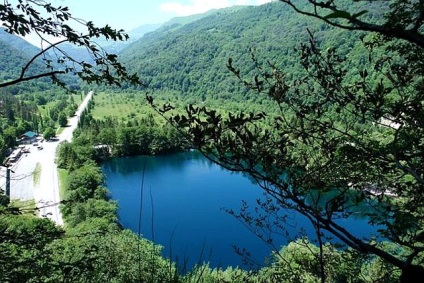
(53, 0), (273, 32)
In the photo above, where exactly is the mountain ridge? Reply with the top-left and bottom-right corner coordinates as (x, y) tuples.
(116, 1), (384, 105)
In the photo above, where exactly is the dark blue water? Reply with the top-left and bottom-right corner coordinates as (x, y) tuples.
(102, 151), (379, 270)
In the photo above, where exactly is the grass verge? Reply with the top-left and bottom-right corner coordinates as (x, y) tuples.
(56, 127), (65, 135)
(57, 168), (68, 200)
(33, 162), (42, 186)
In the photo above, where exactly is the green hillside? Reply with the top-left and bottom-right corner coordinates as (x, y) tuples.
(57, 23), (162, 64)
(0, 28), (40, 56)
(155, 5), (248, 34)
(119, 1), (382, 105)
(0, 28), (42, 87)
(0, 28), (81, 94)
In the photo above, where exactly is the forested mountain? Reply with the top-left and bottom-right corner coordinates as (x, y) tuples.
(119, 1), (383, 105)
(56, 7), (245, 66)
(0, 28), (40, 56)
(57, 23), (162, 64)
(0, 1), (384, 99)
(0, 28), (47, 92)
(155, 6), (247, 34)
(0, 28), (74, 94)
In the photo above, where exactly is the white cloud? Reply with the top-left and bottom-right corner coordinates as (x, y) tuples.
(160, 0), (273, 17)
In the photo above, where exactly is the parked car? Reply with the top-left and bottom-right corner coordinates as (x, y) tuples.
(37, 145), (43, 150)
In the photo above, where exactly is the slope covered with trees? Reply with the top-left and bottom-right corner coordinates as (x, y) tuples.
(0, 28), (84, 94)
(0, 28), (54, 94)
(119, 1), (382, 106)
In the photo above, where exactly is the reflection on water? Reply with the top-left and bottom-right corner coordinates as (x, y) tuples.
(102, 151), (378, 270)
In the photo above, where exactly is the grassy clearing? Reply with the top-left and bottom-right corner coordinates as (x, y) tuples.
(91, 91), (164, 121)
(33, 162), (42, 186)
(90, 91), (205, 127)
(57, 168), (68, 200)
(90, 91), (255, 124)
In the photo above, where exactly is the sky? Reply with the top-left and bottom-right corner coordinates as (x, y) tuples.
(53, 0), (273, 33)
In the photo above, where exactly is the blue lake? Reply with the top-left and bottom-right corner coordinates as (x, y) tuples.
(102, 151), (378, 270)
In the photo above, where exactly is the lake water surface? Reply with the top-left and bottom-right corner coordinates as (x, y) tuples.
(102, 151), (377, 270)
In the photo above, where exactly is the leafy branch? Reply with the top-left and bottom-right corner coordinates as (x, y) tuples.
(279, 0), (424, 48)
(0, 0), (144, 89)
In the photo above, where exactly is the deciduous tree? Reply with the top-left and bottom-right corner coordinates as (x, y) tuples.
(43, 126), (55, 140)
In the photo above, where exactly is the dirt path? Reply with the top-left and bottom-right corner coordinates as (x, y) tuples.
(7, 91), (93, 226)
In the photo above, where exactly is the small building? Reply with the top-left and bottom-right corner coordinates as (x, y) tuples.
(18, 131), (38, 145)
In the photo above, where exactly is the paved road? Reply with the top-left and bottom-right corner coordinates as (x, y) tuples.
(7, 91), (93, 227)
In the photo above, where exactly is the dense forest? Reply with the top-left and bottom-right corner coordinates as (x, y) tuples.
(118, 1), (383, 104)
(0, 28), (52, 94)
(1, 0), (423, 282)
